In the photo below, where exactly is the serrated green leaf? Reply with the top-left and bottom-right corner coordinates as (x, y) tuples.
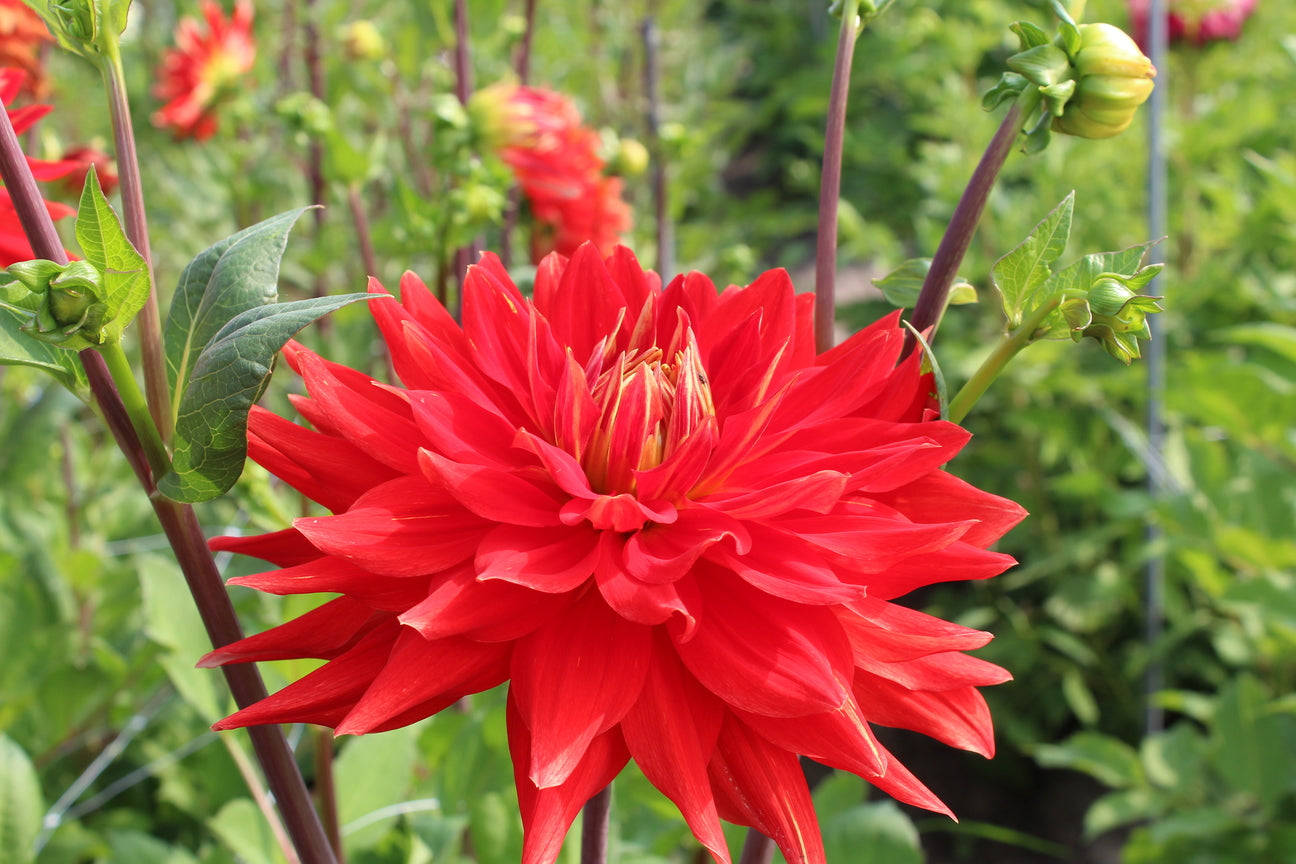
(158, 293), (373, 503)
(0, 734), (43, 864)
(74, 170), (148, 344)
(992, 192), (1074, 327)
(0, 307), (88, 395)
(163, 208), (313, 428)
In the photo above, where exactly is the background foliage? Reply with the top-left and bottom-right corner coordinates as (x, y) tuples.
(1, 0), (1294, 862)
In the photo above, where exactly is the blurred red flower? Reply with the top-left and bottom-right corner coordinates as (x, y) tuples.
(476, 83), (632, 259)
(206, 246), (1024, 864)
(152, 0), (254, 140)
(0, 0), (50, 98)
(0, 68), (77, 265)
(1129, 0), (1257, 47)
(58, 145), (118, 198)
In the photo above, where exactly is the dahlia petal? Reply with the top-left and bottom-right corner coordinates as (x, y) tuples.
(623, 507), (749, 584)
(710, 528), (861, 605)
(872, 470), (1028, 546)
(634, 418), (716, 503)
(406, 390), (521, 467)
(737, 691), (887, 780)
(842, 596), (997, 661)
(857, 542), (1019, 600)
(594, 535), (700, 630)
(700, 469), (847, 520)
(854, 649), (1011, 692)
(560, 492), (676, 532)
(199, 596), (384, 667)
(708, 715), (826, 864)
(785, 511), (973, 571)
(247, 406), (400, 513)
(507, 694), (630, 864)
(514, 429), (597, 498)
(336, 629), (511, 734)
(621, 636), (732, 864)
(552, 352), (600, 462)
(209, 527), (320, 567)
(462, 263), (537, 401)
(294, 476), (485, 576)
(863, 739), (955, 818)
(854, 673), (998, 758)
(510, 591), (652, 788)
(212, 621), (401, 730)
(766, 324), (903, 436)
(228, 557), (431, 612)
(541, 244), (627, 361)
(475, 523), (600, 593)
(674, 568), (852, 717)
(400, 564), (573, 640)
(420, 450), (566, 527)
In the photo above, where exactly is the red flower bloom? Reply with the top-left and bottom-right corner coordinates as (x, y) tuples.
(0, 0), (50, 98)
(1129, 0), (1257, 47)
(152, 0), (254, 140)
(206, 246), (1025, 864)
(475, 83), (632, 259)
(0, 68), (77, 266)
(57, 145), (119, 198)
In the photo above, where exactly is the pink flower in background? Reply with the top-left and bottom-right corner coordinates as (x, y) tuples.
(1129, 0), (1258, 47)
(204, 245), (1024, 864)
(474, 83), (632, 260)
(152, 0), (255, 140)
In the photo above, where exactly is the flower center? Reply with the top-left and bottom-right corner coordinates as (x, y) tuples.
(583, 339), (714, 496)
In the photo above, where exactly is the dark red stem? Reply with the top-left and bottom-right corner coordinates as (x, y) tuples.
(641, 17), (672, 282)
(580, 785), (611, 864)
(738, 831), (775, 864)
(0, 86), (338, 864)
(908, 101), (1023, 340)
(813, 13), (860, 354)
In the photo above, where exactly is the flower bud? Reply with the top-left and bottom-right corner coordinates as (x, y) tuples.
(1061, 271), (1163, 364)
(1053, 23), (1156, 139)
(340, 20), (385, 62)
(609, 138), (649, 177)
(5, 259), (109, 347)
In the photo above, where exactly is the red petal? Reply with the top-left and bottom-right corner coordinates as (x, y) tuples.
(622, 507), (748, 584)
(854, 673), (998, 758)
(294, 476), (485, 576)
(674, 567), (852, 717)
(871, 470), (1028, 547)
(406, 390), (522, 467)
(336, 629), (511, 734)
(228, 556), (431, 612)
(400, 564), (574, 640)
(841, 596), (997, 662)
(621, 635), (732, 864)
(738, 692), (886, 779)
(700, 469), (847, 520)
(209, 527), (320, 567)
(707, 715), (826, 864)
(199, 596), (386, 667)
(710, 527), (860, 605)
(594, 534), (700, 630)
(862, 739), (955, 818)
(510, 590), (651, 787)
(475, 523), (600, 593)
(507, 694), (629, 864)
(854, 542), (1019, 600)
(420, 450), (566, 527)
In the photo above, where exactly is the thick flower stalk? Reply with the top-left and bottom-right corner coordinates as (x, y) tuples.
(206, 245), (1025, 864)
(152, 0), (254, 140)
(0, 67), (77, 265)
(472, 83), (632, 260)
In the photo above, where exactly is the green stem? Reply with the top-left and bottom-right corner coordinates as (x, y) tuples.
(99, 340), (170, 478)
(99, 42), (171, 444)
(947, 296), (1059, 423)
(813, 0), (861, 354)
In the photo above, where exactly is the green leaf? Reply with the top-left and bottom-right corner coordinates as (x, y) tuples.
(1209, 674), (1296, 808)
(335, 726), (420, 850)
(1010, 21), (1052, 51)
(1033, 730), (1143, 789)
(992, 191), (1074, 327)
(163, 208), (313, 426)
(874, 258), (976, 310)
(1036, 240), (1158, 339)
(74, 169), (148, 344)
(822, 801), (922, 864)
(158, 293), (373, 503)
(0, 734), (43, 864)
(0, 307), (88, 395)
(1007, 44), (1071, 88)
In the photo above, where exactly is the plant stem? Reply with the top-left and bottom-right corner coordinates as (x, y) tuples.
(738, 830), (774, 864)
(314, 728), (345, 862)
(99, 43), (171, 444)
(345, 182), (378, 279)
(908, 92), (1035, 342)
(946, 296), (1059, 423)
(99, 340), (170, 478)
(813, 0), (861, 354)
(580, 785), (611, 864)
(0, 85), (340, 864)
(641, 16), (672, 283)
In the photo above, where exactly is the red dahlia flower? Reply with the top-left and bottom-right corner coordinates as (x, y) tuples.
(152, 0), (254, 140)
(0, 0), (50, 98)
(0, 68), (77, 266)
(473, 83), (632, 260)
(1129, 0), (1257, 47)
(206, 245), (1025, 864)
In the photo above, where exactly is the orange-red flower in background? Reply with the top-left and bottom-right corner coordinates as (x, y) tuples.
(0, 0), (50, 98)
(205, 245), (1025, 864)
(58, 145), (118, 198)
(0, 68), (77, 265)
(152, 0), (254, 140)
(474, 83), (632, 260)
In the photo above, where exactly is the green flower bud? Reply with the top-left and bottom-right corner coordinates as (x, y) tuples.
(1053, 23), (1156, 140)
(610, 138), (649, 177)
(1063, 271), (1163, 364)
(7, 260), (110, 348)
(340, 20), (385, 62)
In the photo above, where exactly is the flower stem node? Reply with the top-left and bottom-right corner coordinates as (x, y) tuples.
(28, 0), (131, 60)
(1060, 271), (1164, 364)
(2, 259), (110, 348)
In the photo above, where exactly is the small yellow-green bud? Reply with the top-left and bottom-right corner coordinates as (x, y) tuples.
(340, 20), (385, 62)
(610, 138), (649, 177)
(1053, 23), (1156, 140)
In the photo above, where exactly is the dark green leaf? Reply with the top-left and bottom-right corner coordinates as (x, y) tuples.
(992, 192), (1074, 327)
(158, 293), (372, 503)
(74, 170), (148, 344)
(1033, 730), (1143, 788)
(0, 734), (43, 864)
(822, 801), (922, 864)
(0, 307), (88, 395)
(163, 208), (312, 426)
